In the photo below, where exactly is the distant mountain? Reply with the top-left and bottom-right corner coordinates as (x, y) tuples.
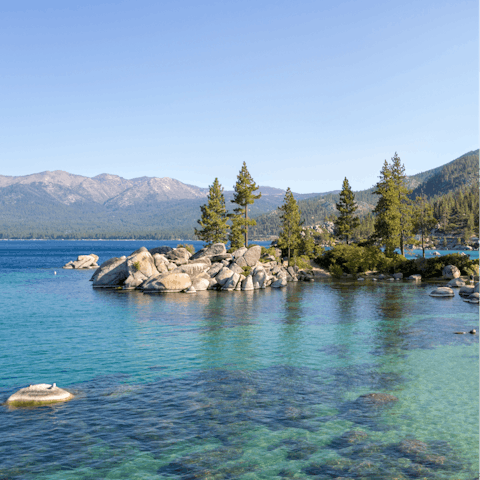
(0, 170), (328, 239)
(251, 150), (479, 237)
(1, 150), (476, 239)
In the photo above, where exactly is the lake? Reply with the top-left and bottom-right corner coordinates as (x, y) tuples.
(0, 241), (478, 479)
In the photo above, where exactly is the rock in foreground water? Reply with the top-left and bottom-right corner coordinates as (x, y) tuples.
(7, 383), (73, 406)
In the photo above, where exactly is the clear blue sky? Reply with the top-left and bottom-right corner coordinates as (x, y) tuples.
(0, 0), (478, 193)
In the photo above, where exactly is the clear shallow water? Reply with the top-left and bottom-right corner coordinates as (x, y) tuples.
(0, 241), (478, 479)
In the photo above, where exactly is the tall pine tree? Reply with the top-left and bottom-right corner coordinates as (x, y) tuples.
(373, 153), (413, 257)
(334, 177), (359, 244)
(390, 153), (413, 255)
(277, 188), (302, 260)
(231, 162), (261, 247)
(413, 195), (436, 258)
(194, 178), (228, 245)
(373, 158), (401, 257)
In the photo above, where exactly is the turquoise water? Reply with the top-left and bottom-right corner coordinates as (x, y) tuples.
(0, 241), (478, 479)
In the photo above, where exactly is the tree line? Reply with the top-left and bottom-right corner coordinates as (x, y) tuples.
(196, 153), (478, 264)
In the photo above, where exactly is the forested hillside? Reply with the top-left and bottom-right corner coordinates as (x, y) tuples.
(251, 150), (479, 237)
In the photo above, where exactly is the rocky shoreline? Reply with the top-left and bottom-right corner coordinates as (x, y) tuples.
(58, 244), (480, 303)
(88, 243), (315, 293)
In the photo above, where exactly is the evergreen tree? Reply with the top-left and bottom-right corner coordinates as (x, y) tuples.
(334, 177), (359, 244)
(231, 162), (262, 247)
(194, 178), (229, 245)
(278, 188), (302, 260)
(373, 159), (399, 257)
(228, 213), (245, 251)
(298, 227), (322, 258)
(390, 154), (413, 255)
(413, 195), (437, 258)
(373, 153), (413, 257)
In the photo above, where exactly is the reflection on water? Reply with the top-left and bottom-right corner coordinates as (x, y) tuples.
(0, 269), (478, 479)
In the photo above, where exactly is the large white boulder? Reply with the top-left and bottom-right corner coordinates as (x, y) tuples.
(232, 247), (248, 259)
(190, 243), (226, 261)
(252, 266), (267, 288)
(271, 277), (288, 288)
(241, 275), (254, 291)
(142, 273), (192, 293)
(166, 248), (191, 265)
(123, 248), (159, 289)
(71, 254), (99, 269)
(447, 278), (465, 288)
(175, 263), (209, 276)
(192, 274), (210, 291)
(92, 256), (128, 287)
(242, 246), (262, 267)
(442, 265), (461, 279)
(214, 267), (235, 287)
(7, 383), (73, 406)
(222, 272), (241, 291)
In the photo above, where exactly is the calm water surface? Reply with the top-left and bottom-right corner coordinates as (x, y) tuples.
(0, 241), (478, 479)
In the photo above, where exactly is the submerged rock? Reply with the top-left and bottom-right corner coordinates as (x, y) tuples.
(7, 383), (73, 406)
(463, 292), (479, 304)
(459, 285), (475, 297)
(407, 274), (422, 280)
(355, 393), (398, 405)
(429, 287), (454, 297)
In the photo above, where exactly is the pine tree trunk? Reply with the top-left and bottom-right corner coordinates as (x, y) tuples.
(245, 205), (248, 247)
(400, 232), (404, 256)
(422, 228), (425, 258)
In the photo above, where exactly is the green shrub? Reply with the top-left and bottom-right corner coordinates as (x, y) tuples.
(261, 246), (281, 263)
(177, 243), (195, 254)
(317, 244), (391, 274)
(292, 255), (313, 270)
(242, 266), (252, 276)
(329, 264), (343, 278)
(395, 254), (479, 278)
(133, 261), (141, 271)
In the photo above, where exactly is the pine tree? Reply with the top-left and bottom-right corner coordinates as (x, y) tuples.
(413, 195), (437, 258)
(194, 178), (229, 245)
(298, 227), (322, 258)
(231, 162), (262, 246)
(373, 153), (413, 257)
(390, 154), (413, 255)
(228, 213), (245, 251)
(334, 177), (359, 244)
(278, 188), (302, 260)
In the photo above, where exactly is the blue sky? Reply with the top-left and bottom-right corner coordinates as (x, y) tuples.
(0, 0), (478, 192)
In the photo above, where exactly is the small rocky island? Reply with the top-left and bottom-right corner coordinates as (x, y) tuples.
(90, 244), (315, 293)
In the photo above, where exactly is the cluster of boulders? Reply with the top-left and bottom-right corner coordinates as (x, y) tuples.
(90, 243), (315, 293)
(430, 281), (479, 303)
(63, 254), (99, 270)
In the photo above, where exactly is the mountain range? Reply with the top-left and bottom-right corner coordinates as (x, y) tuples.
(0, 171), (334, 239)
(0, 149), (477, 239)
